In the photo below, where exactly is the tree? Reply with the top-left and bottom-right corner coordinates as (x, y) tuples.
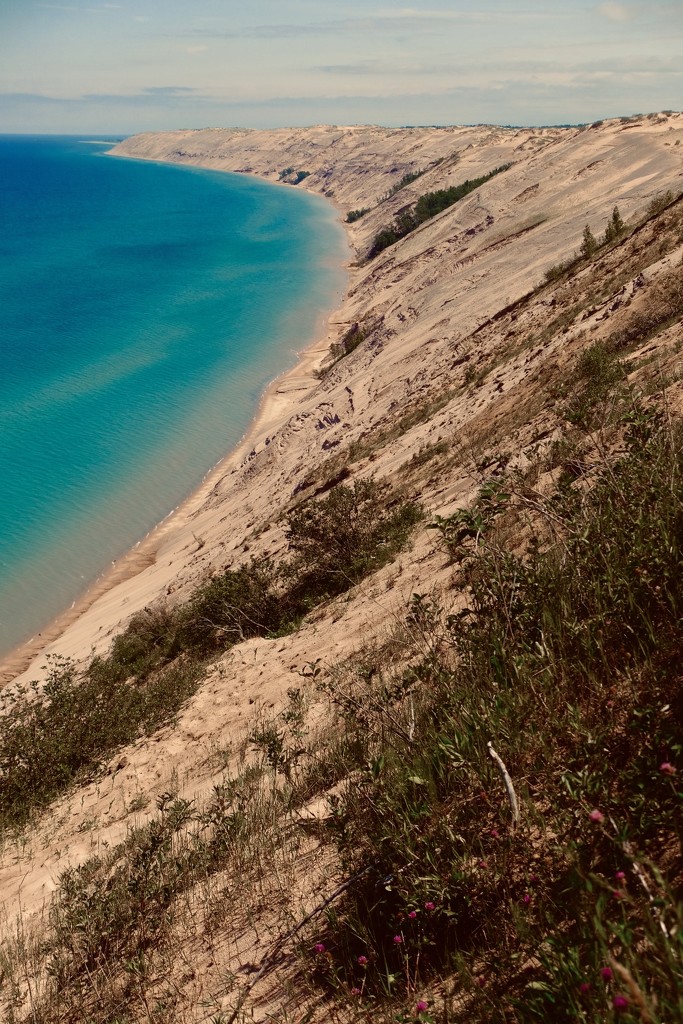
(604, 205), (625, 243)
(580, 224), (598, 258)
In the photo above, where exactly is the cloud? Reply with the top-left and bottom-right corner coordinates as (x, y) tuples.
(36, 2), (123, 9)
(179, 8), (556, 43)
(316, 59), (458, 77)
(140, 86), (196, 96)
(0, 86), (207, 109)
(311, 45), (683, 84)
(186, 45), (209, 55)
(597, 2), (633, 21)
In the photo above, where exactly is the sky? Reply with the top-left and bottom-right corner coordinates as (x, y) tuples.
(0, 0), (681, 134)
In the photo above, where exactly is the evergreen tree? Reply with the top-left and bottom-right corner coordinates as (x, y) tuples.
(604, 205), (625, 244)
(611, 205), (625, 236)
(580, 224), (598, 258)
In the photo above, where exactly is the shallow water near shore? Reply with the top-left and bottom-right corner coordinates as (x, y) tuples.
(0, 135), (346, 657)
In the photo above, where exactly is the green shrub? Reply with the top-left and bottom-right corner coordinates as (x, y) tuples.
(647, 189), (675, 217)
(369, 164), (512, 258)
(328, 322), (366, 363)
(563, 341), (626, 428)
(181, 555), (286, 653)
(544, 255), (580, 283)
(385, 169), (425, 198)
(278, 168), (310, 184)
(106, 603), (184, 679)
(346, 207), (370, 223)
(285, 480), (422, 605)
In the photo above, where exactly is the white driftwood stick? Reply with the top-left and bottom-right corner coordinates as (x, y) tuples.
(488, 742), (520, 826)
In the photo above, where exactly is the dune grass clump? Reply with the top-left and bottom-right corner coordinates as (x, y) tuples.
(0, 657), (202, 831)
(16, 768), (283, 1024)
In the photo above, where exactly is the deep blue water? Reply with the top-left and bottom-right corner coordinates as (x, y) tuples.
(0, 135), (346, 656)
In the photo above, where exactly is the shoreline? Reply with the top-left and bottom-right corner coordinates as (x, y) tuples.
(0, 164), (352, 686)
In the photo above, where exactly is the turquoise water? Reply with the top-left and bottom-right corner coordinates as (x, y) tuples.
(0, 135), (346, 656)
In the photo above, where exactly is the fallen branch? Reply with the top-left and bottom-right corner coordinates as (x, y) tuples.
(488, 742), (520, 826)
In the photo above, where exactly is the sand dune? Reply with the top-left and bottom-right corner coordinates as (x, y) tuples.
(0, 114), (681, 1017)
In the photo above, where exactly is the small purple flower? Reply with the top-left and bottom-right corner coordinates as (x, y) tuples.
(529, 874), (539, 884)
(589, 809), (605, 823)
(357, 955), (368, 966)
(490, 828), (500, 838)
(314, 942), (326, 954)
(600, 967), (613, 981)
(660, 761), (676, 775)
(351, 986), (361, 996)
(614, 870), (626, 881)
(393, 934), (403, 944)
(408, 910), (417, 919)
(522, 893), (531, 905)
(613, 994), (629, 1012)
(476, 975), (486, 987)
(579, 982), (591, 994)
(612, 889), (623, 900)
(415, 1000), (428, 1013)
(424, 901), (435, 911)
(478, 860), (488, 869)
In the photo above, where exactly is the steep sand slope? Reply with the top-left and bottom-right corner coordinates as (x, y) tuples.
(0, 114), (682, 1021)
(4, 115), (682, 689)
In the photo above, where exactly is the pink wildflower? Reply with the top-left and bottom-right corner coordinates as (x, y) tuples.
(660, 762), (676, 775)
(424, 901), (435, 911)
(478, 860), (488, 869)
(415, 1000), (428, 1013)
(490, 828), (500, 838)
(357, 955), (368, 966)
(522, 893), (531, 905)
(600, 967), (613, 981)
(351, 987), (361, 996)
(612, 889), (623, 900)
(589, 809), (605, 823)
(613, 994), (629, 1012)
(579, 982), (591, 994)
(614, 871), (626, 881)
(476, 975), (486, 987)
(313, 942), (326, 954)
(393, 934), (403, 944)
(529, 874), (539, 884)
(408, 910), (417, 919)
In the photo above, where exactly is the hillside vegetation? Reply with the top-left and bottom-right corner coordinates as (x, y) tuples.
(1, 114), (682, 1024)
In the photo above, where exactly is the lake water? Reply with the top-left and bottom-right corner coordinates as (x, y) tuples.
(0, 135), (346, 656)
